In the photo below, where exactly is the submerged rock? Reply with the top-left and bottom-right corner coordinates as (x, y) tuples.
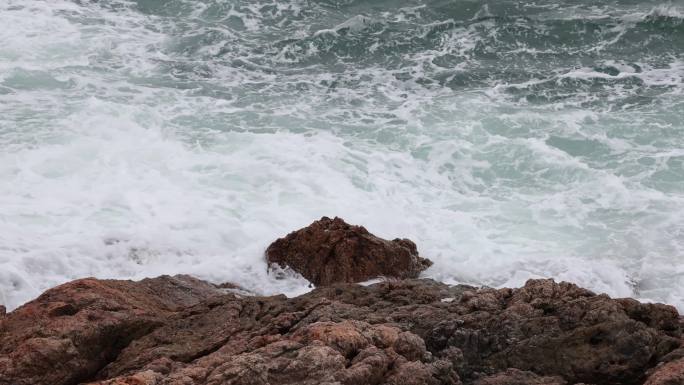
(265, 216), (433, 285)
(1, 275), (682, 385)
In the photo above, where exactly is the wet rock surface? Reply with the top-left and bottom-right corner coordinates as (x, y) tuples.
(1, 276), (682, 385)
(266, 216), (433, 285)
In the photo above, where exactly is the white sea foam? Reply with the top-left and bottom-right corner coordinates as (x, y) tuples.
(0, 0), (682, 313)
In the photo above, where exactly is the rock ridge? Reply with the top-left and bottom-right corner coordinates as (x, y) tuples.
(1, 218), (682, 384)
(1, 277), (682, 385)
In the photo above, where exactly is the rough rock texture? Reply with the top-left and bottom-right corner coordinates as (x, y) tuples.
(266, 216), (433, 285)
(0, 275), (223, 385)
(645, 358), (684, 385)
(472, 369), (566, 385)
(1, 276), (682, 385)
(644, 347), (684, 385)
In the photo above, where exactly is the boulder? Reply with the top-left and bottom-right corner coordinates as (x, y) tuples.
(0, 275), (223, 385)
(265, 216), (432, 285)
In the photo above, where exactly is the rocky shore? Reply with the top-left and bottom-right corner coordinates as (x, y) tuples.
(1, 217), (683, 385)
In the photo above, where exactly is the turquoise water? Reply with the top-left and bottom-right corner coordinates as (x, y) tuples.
(1, 0), (683, 310)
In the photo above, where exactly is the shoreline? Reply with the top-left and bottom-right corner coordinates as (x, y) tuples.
(2, 217), (683, 384)
(1, 274), (682, 385)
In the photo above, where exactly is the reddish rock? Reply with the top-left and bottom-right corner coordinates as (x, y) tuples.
(265, 216), (433, 285)
(0, 275), (682, 385)
(473, 369), (567, 385)
(86, 371), (161, 385)
(0, 275), (223, 385)
(644, 358), (684, 385)
(5, 220), (681, 384)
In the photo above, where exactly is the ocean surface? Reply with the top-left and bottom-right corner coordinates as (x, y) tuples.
(1, 0), (683, 311)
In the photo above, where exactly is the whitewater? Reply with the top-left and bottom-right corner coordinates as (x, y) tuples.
(0, 0), (682, 311)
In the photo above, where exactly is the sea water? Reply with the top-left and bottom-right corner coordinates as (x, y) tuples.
(1, 0), (683, 310)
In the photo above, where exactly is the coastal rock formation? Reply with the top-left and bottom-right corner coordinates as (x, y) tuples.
(643, 345), (684, 385)
(266, 216), (433, 285)
(0, 275), (224, 385)
(645, 357), (684, 385)
(1, 276), (682, 385)
(1, 219), (682, 384)
(472, 369), (566, 385)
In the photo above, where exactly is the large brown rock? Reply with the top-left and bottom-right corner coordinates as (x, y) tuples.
(1, 275), (682, 385)
(0, 275), (223, 385)
(265, 216), (433, 285)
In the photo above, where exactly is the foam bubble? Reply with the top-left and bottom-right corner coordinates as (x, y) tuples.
(1, 0), (683, 313)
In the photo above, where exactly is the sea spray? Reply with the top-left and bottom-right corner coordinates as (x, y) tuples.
(0, 0), (682, 310)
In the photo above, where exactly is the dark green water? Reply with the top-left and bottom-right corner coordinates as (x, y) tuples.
(0, 0), (682, 310)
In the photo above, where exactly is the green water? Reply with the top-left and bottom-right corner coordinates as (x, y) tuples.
(0, 0), (682, 310)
